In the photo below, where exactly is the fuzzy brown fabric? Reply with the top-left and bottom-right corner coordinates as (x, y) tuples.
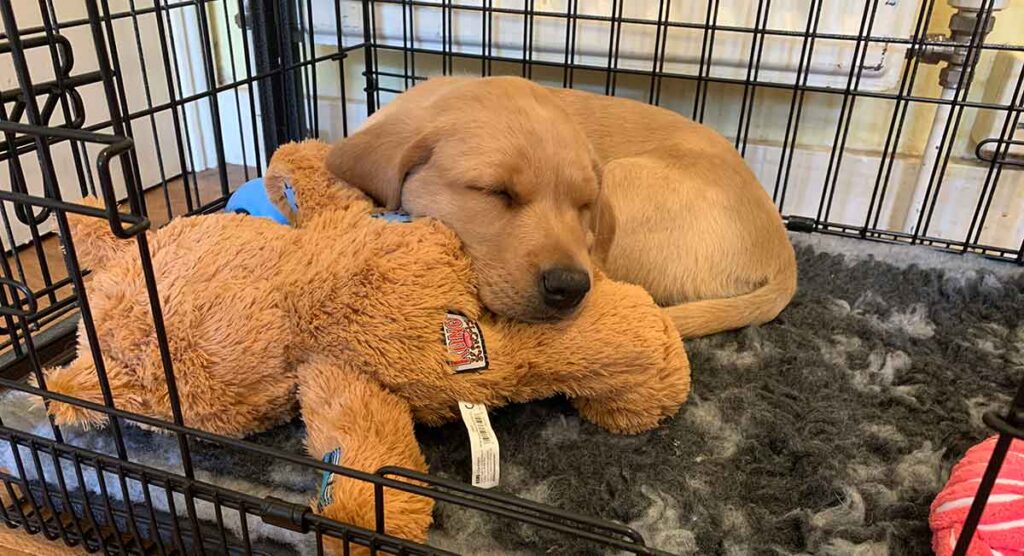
(2, 233), (1019, 554)
(35, 141), (690, 551)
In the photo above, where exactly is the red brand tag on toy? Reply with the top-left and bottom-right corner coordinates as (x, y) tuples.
(442, 312), (488, 373)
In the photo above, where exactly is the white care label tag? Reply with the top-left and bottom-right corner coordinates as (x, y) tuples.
(458, 401), (500, 488)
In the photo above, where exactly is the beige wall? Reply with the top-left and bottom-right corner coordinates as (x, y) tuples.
(207, 1), (1024, 159)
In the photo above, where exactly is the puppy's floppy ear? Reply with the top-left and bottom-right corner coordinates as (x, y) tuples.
(590, 190), (617, 268)
(324, 116), (435, 210)
(587, 156), (616, 267)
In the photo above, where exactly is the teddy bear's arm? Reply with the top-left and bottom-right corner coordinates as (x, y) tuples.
(297, 357), (434, 552)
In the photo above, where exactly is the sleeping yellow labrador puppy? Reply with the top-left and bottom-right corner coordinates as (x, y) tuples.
(326, 76), (796, 338)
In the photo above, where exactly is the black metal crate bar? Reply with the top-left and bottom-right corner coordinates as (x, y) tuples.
(1, 1), (1023, 555)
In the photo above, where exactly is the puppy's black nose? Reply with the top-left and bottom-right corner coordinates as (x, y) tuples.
(540, 267), (590, 311)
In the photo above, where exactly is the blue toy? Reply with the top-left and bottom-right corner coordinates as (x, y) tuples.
(226, 176), (415, 226)
(370, 210), (413, 224)
(224, 177), (298, 225)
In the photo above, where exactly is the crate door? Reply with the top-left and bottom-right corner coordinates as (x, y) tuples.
(0, 0), (211, 249)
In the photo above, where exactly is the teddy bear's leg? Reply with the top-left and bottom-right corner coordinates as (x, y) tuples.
(41, 354), (144, 430)
(570, 319), (691, 435)
(297, 358), (433, 554)
(478, 278), (691, 435)
(573, 386), (686, 435)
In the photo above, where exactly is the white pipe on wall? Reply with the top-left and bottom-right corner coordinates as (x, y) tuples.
(902, 0), (1009, 235)
(904, 86), (957, 234)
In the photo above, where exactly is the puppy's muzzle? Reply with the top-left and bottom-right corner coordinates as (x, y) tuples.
(539, 267), (590, 311)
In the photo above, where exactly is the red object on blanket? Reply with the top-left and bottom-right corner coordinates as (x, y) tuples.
(930, 435), (1024, 556)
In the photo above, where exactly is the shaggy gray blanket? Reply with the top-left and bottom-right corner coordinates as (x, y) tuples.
(2, 232), (1022, 555)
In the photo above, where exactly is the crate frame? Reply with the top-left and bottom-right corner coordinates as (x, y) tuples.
(0, 0), (1021, 554)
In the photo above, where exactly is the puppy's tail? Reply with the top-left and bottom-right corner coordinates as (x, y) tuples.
(664, 257), (797, 339)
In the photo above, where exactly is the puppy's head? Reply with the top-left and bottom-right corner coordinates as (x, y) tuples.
(326, 76), (615, 322)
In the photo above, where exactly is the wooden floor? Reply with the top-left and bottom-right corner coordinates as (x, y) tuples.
(0, 526), (88, 556)
(0, 168), (256, 551)
(0, 484), (87, 555)
(2, 165), (253, 317)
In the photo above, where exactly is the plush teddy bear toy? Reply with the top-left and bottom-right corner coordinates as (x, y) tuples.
(42, 140), (691, 552)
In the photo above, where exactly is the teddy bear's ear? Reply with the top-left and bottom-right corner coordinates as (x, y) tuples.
(65, 196), (133, 271)
(262, 170), (299, 223)
(324, 110), (436, 211)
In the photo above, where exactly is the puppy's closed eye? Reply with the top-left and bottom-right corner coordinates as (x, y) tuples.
(469, 185), (519, 207)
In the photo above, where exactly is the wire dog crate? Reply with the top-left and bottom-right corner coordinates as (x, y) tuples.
(0, 0), (1023, 554)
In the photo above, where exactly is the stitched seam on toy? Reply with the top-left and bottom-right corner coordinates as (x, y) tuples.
(317, 447), (342, 512)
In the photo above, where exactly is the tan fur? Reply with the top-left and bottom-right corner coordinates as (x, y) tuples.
(263, 140), (374, 224)
(298, 357), (432, 549)
(326, 78), (608, 323)
(44, 141), (690, 552)
(65, 196), (134, 270)
(326, 77), (796, 338)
